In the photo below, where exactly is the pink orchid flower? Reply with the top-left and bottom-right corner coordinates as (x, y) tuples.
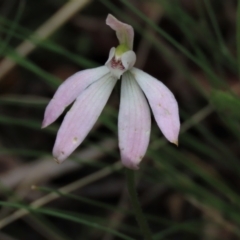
(42, 14), (180, 170)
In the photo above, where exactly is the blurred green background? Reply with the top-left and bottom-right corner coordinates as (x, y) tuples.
(0, 0), (240, 239)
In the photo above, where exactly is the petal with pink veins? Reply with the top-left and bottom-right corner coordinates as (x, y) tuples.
(53, 74), (117, 163)
(132, 68), (180, 144)
(119, 72), (151, 170)
(106, 14), (134, 50)
(42, 66), (109, 128)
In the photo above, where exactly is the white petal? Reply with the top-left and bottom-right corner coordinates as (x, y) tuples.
(105, 47), (115, 65)
(53, 73), (117, 163)
(132, 68), (180, 144)
(42, 66), (109, 128)
(121, 50), (136, 70)
(105, 47), (122, 79)
(119, 72), (151, 170)
(105, 49), (136, 79)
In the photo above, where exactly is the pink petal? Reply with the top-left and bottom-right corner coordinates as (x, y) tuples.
(53, 74), (117, 163)
(42, 66), (109, 128)
(132, 68), (180, 144)
(119, 72), (151, 170)
(106, 14), (134, 50)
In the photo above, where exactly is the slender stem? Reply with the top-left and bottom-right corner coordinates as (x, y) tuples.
(125, 169), (153, 240)
(237, 0), (240, 78)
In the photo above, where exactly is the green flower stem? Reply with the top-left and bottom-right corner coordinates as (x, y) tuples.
(126, 169), (153, 240)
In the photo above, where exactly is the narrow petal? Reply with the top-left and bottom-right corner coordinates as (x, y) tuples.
(42, 66), (109, 128)
(119, 72), (151, 170)
(53, 74), (117, 163)
(106, 14), (134, 50)
(131, 68), (180, 144)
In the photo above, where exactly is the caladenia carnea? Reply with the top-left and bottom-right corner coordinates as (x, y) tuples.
(42, 14), (180, 170)
(42, 14), (180, 240)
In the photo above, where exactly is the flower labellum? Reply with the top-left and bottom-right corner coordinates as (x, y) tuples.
(42, 14), (180, 170)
